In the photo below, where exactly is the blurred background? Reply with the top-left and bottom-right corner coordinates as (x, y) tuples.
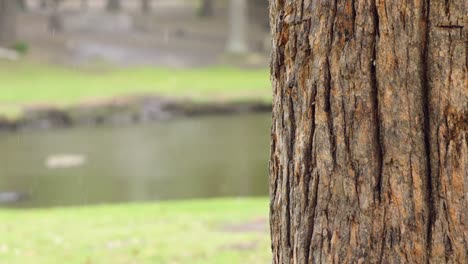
(0, 0), (272, 263)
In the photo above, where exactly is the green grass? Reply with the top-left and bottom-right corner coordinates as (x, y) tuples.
(0, 198), (270, 264)
(0, 61), (271, 118)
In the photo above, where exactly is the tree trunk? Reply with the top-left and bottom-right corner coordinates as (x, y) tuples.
(226, 0), (248, 54)
(106, 0), (120, 12)
(269, 0), (466, 263)
(17, 0), (27, 11)
(0, 0), (16, 46)
(48, 0), (62, 33)
(81, 0), (87, 10)
(199, 0), (214, 17)
(40, 0), (47, 9)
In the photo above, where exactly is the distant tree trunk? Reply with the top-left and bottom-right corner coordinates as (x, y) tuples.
(17, 0), (27, 11)
(141, 0), (151, 14)
(106, 0), (120, 12)
(48, 0), (62, 33)
(0, 0), (16, 46)
(226, 0), (248, 54)
(40, 0), (47, 9)
(269, 0), (466, 263)
(81, 0), (87, 10)
(199, 0), (213, 17)
(248, 1), (270, 52)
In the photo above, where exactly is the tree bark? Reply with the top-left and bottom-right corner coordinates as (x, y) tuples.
(269, 0), (466, 263)
(0, 0), (16, 46)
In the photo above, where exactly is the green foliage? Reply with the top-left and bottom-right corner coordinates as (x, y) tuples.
(0, 198), (270, 264)
(9, 42), (29, 55)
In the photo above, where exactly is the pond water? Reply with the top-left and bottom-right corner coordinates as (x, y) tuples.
(0, 113), (271, 208)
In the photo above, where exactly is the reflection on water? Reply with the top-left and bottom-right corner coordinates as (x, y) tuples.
(0, 114), (271, 208)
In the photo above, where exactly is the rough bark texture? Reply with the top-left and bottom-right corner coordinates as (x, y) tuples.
(0, 0), (16, 46)
(269, 0), (467, 263)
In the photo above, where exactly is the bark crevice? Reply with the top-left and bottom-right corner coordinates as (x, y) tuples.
(325, 0), (339, 168)
(421, 0), (435, 259)
(371, 0), (383, 202)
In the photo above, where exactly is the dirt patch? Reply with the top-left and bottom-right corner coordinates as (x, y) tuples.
(221, 217), (268, 233)
(220, 240), (259, 252)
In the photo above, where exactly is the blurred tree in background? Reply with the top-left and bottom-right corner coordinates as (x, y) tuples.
(199, 0), (214, 17)
(40, 0), (47, 9)
(226, 0), (248, 54)
(0, 0), (16, 46)
(107, 0), (120, 12)
(17, 0), (27, 10)
(141, 0), (151, 14)
(48, 0), (63, 32)
(81, 0), (87, 10)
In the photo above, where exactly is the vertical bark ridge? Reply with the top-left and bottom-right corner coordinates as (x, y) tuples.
(426, 0), (467, 262)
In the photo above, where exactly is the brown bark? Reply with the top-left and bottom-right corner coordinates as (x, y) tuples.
(0, 0), (16, 46)
(269, 0), (467, 263)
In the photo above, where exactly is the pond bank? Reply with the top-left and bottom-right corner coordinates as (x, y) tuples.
(0, 95), (272, 132)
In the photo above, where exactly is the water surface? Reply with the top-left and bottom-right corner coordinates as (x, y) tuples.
(0, 114), (270, 208)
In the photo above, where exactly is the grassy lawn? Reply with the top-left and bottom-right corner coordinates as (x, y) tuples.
(0, 198), (270, 264)
(0, 61), (271, 118)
